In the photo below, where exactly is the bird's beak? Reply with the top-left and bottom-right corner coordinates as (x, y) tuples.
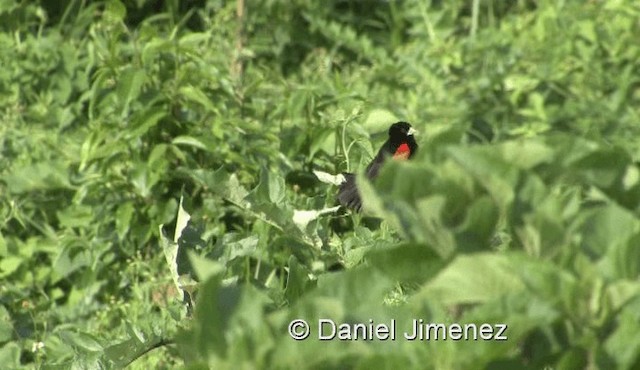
(407, 127), (418, 136)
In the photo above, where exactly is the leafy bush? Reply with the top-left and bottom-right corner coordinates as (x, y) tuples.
(1, 0), (639, 368)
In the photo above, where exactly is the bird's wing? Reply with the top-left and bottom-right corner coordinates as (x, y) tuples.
(337, 173), (362, 211)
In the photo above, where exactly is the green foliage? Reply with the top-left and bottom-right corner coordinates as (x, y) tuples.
(1, 0), (640, 368)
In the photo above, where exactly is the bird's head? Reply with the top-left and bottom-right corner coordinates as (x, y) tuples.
(388, 121), (418, 159)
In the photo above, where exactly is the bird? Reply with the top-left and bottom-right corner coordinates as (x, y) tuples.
(337, 121), (418, 211)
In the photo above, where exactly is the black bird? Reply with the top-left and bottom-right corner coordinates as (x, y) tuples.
(337, 122), (418, 211)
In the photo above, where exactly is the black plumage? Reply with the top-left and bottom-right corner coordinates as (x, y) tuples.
(337, 122), (418, 211)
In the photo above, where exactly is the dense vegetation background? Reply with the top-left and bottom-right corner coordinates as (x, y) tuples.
(2, 0), (640, 368)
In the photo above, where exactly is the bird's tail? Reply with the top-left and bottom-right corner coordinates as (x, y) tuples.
(337, 173), (362, 212)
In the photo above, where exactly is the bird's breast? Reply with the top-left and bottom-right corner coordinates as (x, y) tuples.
(392, 143), (411, 160)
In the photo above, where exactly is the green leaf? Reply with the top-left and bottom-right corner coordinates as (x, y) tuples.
(127, 110), (166, 139)
(496, 140), (554, 169)
(0, 343), (20, 369)
(454, 195), (499, 252)
(412, 253), (526, 306)
(104, 0), (126, 22)
(354, 174), (385, 217)
(53, 246), (90, 280)
(448, 146), (518, 210)
(188, 251), (224, 283)
(191, 275), (242, 359)
(180, 85), (219, 114)
(604, 303), (640, 370)
(415, 196), (456, 257)
(573, 147), (630, 189)
(604, 233), (640, 280)
(117, 67), (145, 111)
(57, 204), (94, 229)
(0, 257), (22, 278)
(3, 161), (71, 194)
(363, 109), (400, 132)
(172, 136), (209, 151)
(103, 328), (164, 368)
(251, 168), (287, 210)
(115, 201), (135, 240)
(57, 330), (103, 352)
(580, 204), (638, 259)
(0, 305), (13, 343)
(284, 256), (314, 304)
(367, 243), (446, 284)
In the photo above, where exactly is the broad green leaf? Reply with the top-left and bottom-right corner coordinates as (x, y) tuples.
(580, 204), (638, 258)
(308, 130), (336, 158)
(416, 196), (456, 257)
(104, 0), (126, 21)
(116, 67), (145, 110)
(57, 205), (93, 229)
(497, 140), (554, 169)
(284, 256), (314, 304)
(312, 266), (394, 317)
(3, 161), (71, 194)
(57, 330), (103, 352)
(105, 332), (167, 368)
(448, 146), (518, 210)
(252, 168), (287, 208)
(574, 148), (630, 189)
(268, 169), (285, 205)
(0, 306), (13, 342)
(115, 201), (134, 240)
(188, 251), (224, 283)
(189, 275), (242, 359)
(0, 343), (20, 369)
(603, 232), (640, 280)
(355, 175), (385, 217)
(141, 38), (172, 65)
(606, 280), (640, 313)
(366, 243), (446, 283)
(412, 253), (526, 306)
(454, 195), (499, 252)
(604, 303), (640, 370)
(363, 109), (400, 132)
(226, 173), (250, 207)
(0, 257), (22, 278)
(53, 246), (90, 280)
